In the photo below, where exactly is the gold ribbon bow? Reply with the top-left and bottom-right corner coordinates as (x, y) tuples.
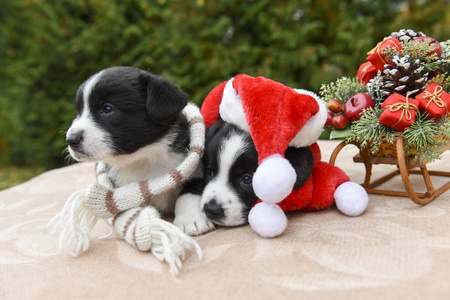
(423, 85), (448, 116)
(385, 93), (419, 128)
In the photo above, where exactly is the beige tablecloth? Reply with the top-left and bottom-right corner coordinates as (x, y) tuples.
(1, 140), (450, 300)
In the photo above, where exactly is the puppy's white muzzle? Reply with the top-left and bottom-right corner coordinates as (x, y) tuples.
(66, 116), (112, 162)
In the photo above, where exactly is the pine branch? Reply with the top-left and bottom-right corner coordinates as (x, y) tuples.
(319, 77), (367, 105)
(400, 39), (439, 64)
(440, 40), (450, 60)
(347, 107), (394, 153)
(403, 114), (450, 164)
(429, 73), (450, 93)
(382, 39), (447, 74)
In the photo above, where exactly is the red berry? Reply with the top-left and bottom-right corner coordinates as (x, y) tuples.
(332, 114), (348, 130)
(328, 99), (343, 113)
(325, 112), (333, 127)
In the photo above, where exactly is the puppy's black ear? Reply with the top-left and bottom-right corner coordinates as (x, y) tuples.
(144, 73), (188, 125)
(206, 118), (225, 144)
(285, 147), (315, 190)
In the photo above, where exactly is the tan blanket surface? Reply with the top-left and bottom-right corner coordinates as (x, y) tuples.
(1, 140), (450, 300)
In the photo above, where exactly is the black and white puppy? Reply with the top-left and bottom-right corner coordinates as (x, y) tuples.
(201, 118), (314, 227)
(65, 66), (213, 235)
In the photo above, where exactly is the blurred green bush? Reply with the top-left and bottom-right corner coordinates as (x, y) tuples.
(0, 0), (449, 169)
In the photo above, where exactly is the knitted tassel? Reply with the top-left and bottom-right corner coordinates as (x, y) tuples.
(114, 207), (202, 276)
(48, 188), (98, 257)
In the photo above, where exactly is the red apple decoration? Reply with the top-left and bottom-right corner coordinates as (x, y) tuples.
(344, 93), (375, 122)
(325, 112), (333, 127)
(331, 114), (348, 130)
(328, 99), (343, 113)
(413, 36), (442, 61)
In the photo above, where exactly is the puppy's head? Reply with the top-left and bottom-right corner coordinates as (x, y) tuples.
(201, 120), (259, 226)
(66, 66), (188, 162)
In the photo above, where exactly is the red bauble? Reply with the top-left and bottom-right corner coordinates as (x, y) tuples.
(332, 115), (348, 130)
(344, 93), (375, 122)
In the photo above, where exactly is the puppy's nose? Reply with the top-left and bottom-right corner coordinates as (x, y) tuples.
(66, 132), (83, 149)
(203, 200), (225, 220)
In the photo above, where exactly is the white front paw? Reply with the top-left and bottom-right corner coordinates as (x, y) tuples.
(174, 213), (215, 236)
(174, 193), (215, 236)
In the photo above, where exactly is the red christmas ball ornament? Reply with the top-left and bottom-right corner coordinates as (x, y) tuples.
(328, 99), (343, 113)
(332, 114), (348, 130)
(413, 36), (442, 61)
(344, 93), (375, 122)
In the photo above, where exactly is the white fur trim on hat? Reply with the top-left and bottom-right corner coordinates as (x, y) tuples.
(253, 154), (296, 204)
(290, 89), (327, 147)
(248, 202), (288, 238)
(219, 78), (250, 132)
(334, 181), (369, 217)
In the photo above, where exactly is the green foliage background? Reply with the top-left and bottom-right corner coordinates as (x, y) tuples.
(1, 0), (449, 170)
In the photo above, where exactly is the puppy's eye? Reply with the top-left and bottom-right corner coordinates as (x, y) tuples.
(241, 174), (252, 185)
(206, 168), (214, 178)
(101, 104), (115, 115)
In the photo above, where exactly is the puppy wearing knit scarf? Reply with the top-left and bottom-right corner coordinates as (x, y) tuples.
(49, 67), (212, 275)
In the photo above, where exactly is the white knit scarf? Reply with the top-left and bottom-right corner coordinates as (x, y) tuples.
(49, 103), (205, 276)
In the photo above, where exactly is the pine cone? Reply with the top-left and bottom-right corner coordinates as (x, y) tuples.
(381, 55), (428, 98)
(389, 29), (426, 42)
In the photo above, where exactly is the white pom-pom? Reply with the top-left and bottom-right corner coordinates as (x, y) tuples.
(334, 181), (369, 217)
(248, 202), (288, 238)
(253, 154), (296, 204)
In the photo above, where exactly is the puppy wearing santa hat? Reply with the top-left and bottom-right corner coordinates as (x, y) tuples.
(200, 74), (369, 238)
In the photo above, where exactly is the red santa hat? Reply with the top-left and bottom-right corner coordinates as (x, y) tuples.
(201, 74), (327, 204)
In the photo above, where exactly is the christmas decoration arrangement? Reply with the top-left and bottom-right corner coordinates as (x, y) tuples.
(320, 29), (450, 164)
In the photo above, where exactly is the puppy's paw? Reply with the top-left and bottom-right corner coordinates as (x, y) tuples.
(174, 193), (215, 235)
(174, 213), (215, 236)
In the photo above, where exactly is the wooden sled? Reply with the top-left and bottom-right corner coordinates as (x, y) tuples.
(329, 135), (450, 205)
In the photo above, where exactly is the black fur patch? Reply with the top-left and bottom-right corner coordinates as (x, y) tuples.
(180, 177), (205, 196)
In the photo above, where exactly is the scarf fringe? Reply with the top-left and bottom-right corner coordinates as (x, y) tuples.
(114, 206), (202, 276)
(48, 188), (98, 257)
